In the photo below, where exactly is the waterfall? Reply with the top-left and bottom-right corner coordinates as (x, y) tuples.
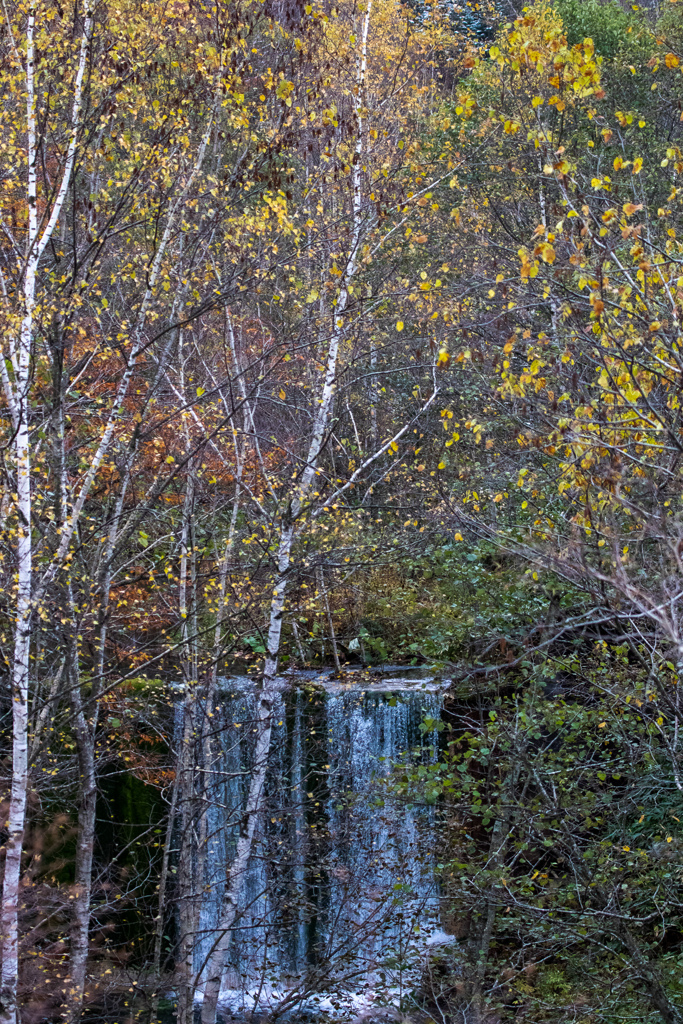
(189, 680), (443, 1014)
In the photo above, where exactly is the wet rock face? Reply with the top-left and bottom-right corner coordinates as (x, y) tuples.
(190, 684), (443, 1013)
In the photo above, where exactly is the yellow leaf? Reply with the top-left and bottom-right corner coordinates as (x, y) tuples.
(665, 52), (680, 68)
(632, 156), (643, 174)
(279, 389), (286, 400)
(396, 321), (404, 332)
(532, 96), (544, 108)
(276, 79), (294, 105)
(454, 532), (463, 541)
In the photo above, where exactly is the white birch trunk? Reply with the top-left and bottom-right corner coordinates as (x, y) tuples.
(0, 10), (97, 1016)
(198, 14), (372, 1022)
(176, 461), (203, 1023)
(179, 460), (196, 684)
(1, 11), (38, 1016)
(176, 693), (199, 1024)
(69, 661), (97, 1019)
(150, 770), (181, 1020)
(211, 483), (241, 682)
(0, 417), (31, 1024)
(211, 310), (249, 686)
(318, 564), (341, 672)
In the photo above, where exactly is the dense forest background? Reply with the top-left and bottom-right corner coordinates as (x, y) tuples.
(1, 0), (683, 1019)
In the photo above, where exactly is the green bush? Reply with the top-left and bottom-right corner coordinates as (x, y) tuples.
(554, 0), (643, 58)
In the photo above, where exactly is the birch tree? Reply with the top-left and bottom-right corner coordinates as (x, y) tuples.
(199, 2), (452, 1016)
(0, 4), (94, 1016)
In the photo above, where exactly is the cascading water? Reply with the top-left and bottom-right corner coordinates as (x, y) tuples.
(190, 679), (443, 1016)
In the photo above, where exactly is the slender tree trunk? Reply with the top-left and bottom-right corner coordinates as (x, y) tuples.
(179, 464), (196, 685)
(317, 564), (341, 673)
(150, 771), (181, 1022)
(212, 495), (241, 683)
(176, 465), (201, 1024)
(0, 418), (31, 1024)
(291, 618), (306, 667)
(176, 698), (198, 1024)
(211, 308), (248, 688)
(200, 207), (364, 1015)
(199, 19), (371, 1020)
(369, 338), (378, 450)
(69, 659), (97, 1019)
(0, 12), (36, 1005)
